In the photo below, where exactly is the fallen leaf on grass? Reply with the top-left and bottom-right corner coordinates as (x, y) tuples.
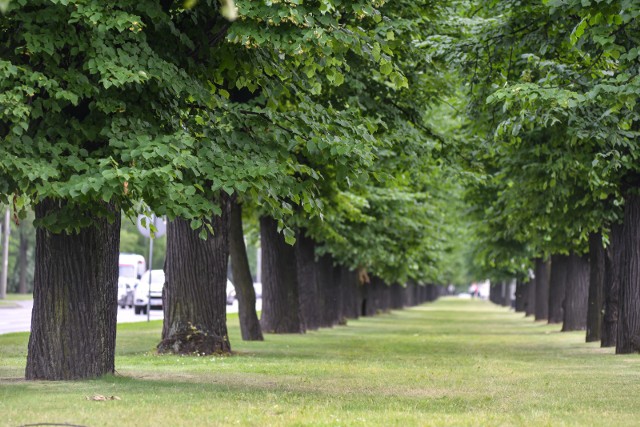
(85, 395), (121, 401)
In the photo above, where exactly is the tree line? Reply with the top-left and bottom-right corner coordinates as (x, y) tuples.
(1, 0), (639, 380)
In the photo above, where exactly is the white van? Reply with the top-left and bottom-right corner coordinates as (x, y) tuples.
(118, 253), (146, 308)
(134, 269), (165, 315)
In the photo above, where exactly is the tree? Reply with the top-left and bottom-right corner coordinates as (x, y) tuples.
(2, 1), (234, 379)
(158, 196), (231, 355)
(229, 197), (263, 341)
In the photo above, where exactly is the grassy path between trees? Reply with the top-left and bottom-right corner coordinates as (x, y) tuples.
(1, 298), (639, 426)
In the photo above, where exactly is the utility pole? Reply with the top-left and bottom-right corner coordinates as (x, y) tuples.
(0, 208), (10, 299)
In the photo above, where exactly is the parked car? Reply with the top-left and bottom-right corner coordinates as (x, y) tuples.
(226, 280), (236, 305)
(118, 253), (146, 308)
(134, 269), (165, 315)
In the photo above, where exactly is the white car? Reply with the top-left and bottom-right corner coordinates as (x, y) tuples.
(134, 269), (165, 315)
(226, 280), (236, 305)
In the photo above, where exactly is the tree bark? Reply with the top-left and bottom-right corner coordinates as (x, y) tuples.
(617, 193), (640, 354)
(602, 223), (622, 347)
(562, 253), (590, 332)
(26, 199), (120, 380)
(548, 254), (568, 324)
(229, 198), (263, 341)
(339, 265), (359, 320)
(318, 254), (340, 327)
(390, 283), (404, 310)
(515, 280), (526, 312)
(18, 221), (29, 294)
(259, 216), (304, 333)
(295, 232), (321, 330)
(525, 275), (536, 317)
(535, 258), (551, 321)
(586, 232), (605, 342)
(159, 196), (231, 355)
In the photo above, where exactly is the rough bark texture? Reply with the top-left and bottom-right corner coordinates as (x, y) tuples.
(535, 258), (551, 321)
(159, 198), (231, 355)
(617, 194), (640, 354)
(548, 254), (568, 324)
(515, 280), (526, 313)
(295, 232), (321, 331)
(229, 199), (263, 341)
(259, 216), (304, 333)
(602, 223), (622, 348)
(562, 253), (590, 332)
(18, 222), (29, 294)
(525, 275), (536, 317)
(586, 232), (605, 342)
(26, 199), (120, 380)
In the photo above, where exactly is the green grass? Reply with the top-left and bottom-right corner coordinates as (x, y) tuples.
(1, 298), (639, 426)
(0, 293), (33, 307)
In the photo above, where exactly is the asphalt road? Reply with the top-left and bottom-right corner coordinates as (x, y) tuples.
(0, 299), (259, 335)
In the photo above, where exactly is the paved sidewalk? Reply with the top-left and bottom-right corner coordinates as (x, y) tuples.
(0, 299), (256, 335)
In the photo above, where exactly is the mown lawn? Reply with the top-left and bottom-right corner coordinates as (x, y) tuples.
(1, 298), (639, 426)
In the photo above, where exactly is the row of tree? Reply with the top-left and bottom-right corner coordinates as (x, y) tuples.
(445, 0), (640, 354)
(1, 1), (462, 380)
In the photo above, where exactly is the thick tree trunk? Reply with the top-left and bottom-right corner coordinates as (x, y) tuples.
(586, 232), (605, 342)
(229, 199), (263, 341)
(562, 253), (590, 332)
(602, 223), (622, 347)
(515, 280), (526, 312)
(159, 198), (231, 355)
(339, 266), (359, 320)
(26, 199), (120, 380)
(617, 194), (640, 354)
(295, 232), (320, 331)
(390, 283), (404, 310)
(18, 222), (29, 294)
(317, 254), (338, 327)
(548, 254), (568, 324)
(535, 258), (551, 321)
(259, 216), (304, 333)
(525, 275), (536, 317)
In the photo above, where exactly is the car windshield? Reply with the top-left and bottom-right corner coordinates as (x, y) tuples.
(119, 265), (137, 278)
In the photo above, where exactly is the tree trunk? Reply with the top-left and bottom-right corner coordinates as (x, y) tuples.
(295, 232), (321, 330)
(602, 223), (622, 347)
(159, 198), (231, 355)
(339, 265), (359, 320)
(515, 280), (526, 312)
(229, 198), (263, 341)
(525, 275), (536, 317)
(390, 283), (404, 310)
(501, 281), (511, 307)
(26, 199), (120, 380)
(535, 258), (551, 321)
(318, 254), (340, 327)
(617, 193), (640, 354)
(0, 208), (9, 299)
(548, 254), (568, 324)
(18, 221), (29, 294)
(562, 253), (590, 332)
(259, 216), (304, 333)
(586, 232), (605, 342)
